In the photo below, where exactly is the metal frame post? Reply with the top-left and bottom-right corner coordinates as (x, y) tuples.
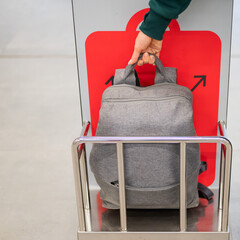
(180, 142), (187, 231)
(221, 142), (232, 231)
(72, 122), (91, 232)
(72, 142), (86, 231)
(218, 121), (232, 231)
(116, 142), (127, 231)
(79, 145), (92, 231)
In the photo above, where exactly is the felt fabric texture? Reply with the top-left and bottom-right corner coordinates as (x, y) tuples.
(90, 57), (200, 209)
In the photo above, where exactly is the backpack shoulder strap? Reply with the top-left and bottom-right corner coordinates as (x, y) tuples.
(198, 182), (214, 203)
(198, 161), (214, 203)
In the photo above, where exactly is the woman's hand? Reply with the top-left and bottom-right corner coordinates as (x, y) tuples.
(128, 31), (163, 66)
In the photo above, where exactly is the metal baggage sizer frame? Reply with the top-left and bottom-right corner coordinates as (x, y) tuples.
(71, 120), (232, 240)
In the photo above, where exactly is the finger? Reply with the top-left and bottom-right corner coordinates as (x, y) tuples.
(137, 60), (144, 66)
(149, 54), (155, 65)
(128, 47), (141, 65)
(142, 52), (149, 64)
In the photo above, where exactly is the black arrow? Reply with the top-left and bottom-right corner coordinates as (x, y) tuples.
(105, 76), (114, 85)
(191, 75), (206, 92)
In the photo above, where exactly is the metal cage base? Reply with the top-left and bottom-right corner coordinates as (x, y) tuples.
(77, 189), (231, 240)
(72, 121), (232, 240)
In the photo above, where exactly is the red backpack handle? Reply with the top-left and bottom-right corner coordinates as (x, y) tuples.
(126, 8), (180, 33)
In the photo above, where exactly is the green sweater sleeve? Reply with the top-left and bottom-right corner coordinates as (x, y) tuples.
(139, 0), (191, 40)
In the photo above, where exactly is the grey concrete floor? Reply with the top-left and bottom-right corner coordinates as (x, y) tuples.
(0, 0), (239, 239)
(0, 1), (81, 239)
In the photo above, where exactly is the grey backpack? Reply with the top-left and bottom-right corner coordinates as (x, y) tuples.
(90, 55), (201, 209)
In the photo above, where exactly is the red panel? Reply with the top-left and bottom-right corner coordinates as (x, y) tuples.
(85, 9), (221, 186)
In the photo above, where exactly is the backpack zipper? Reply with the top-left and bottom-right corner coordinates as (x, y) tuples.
(103, 83), (191, 97)
(103, 83), (192, 102)
(103, 95), (191, 103)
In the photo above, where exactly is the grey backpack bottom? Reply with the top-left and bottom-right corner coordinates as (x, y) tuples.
(95, 166), (200, 209)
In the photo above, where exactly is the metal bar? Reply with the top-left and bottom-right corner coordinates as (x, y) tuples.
(116, 142), (127, 231)
(80, 146), (91, 210)
(221, 140), (232, 232)
(218, 147), (225, 211)
(77, 231), (230, 240)
(219, 121), (228, 137)
(84, 209), (92, 233)
(80, 145), (92, 231)
(218, 121), (232, 232)
(72, 142), (86, 231)
(218, 208), (223, 232)
(71, 121), (90, 232)
(217, 147), (225, 232)
(75, 136), (230, 145)
(180, 142), (187, 231)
